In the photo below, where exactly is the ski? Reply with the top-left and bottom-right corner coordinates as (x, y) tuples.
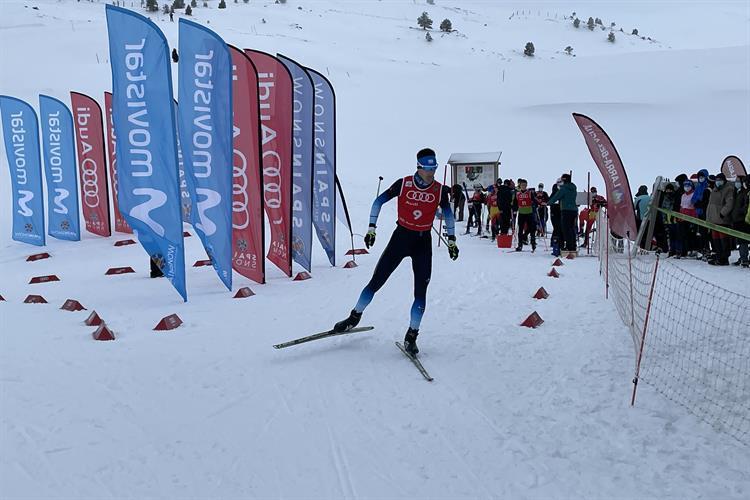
(395, 341), (434, 382)
(273, 326), (374, 349)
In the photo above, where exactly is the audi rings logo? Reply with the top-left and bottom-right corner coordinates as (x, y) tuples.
(232, 148), (250, 230)
(263, 150), (282, 210)
(81, 158), (100, 208)
(406, 191), (435, 203)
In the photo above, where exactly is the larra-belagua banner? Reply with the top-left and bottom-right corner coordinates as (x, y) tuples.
(178, 19), (234, 291)
(245, 49), (293, 278)
(305, 67), (336, 266)
(278, 54), (314, 273)
(572, 113), (638, 239)
(721, 155), (747, 180)
(229, 45), (265, 284)
(39, 95), (81, 241)
(0, 95), (46, 246)
(105, 4), (187, 301)
(173, 99), (192, 224)
(104, 91), (132, 233)
(70, 91), (112, 237)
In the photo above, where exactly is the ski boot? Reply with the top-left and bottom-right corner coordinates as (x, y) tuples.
(404, 328), (419, 357)
(333, 309), (362, 333)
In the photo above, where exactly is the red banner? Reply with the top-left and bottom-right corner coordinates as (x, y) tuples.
(230, 47), (265, 284)
(721, 155), (747, 180)
(245, 49), (293, 277)
(572, 113), (637, 239)
(71, 92), (111, 237)
(104, 92), (132, 234)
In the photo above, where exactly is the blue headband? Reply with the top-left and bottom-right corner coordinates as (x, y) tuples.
(417, 155), (437, 169)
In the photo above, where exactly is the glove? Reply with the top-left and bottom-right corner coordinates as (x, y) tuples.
(364, 224), (376, 249)
(447, 235), (459, 261)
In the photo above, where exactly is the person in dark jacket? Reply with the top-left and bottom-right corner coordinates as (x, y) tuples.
(549, 181), (562, 256)
(691, 169), (712, 257)
(512, 179), (538, 252)
(730, 175), (749, 267)
(451, 184), (466, 222)
(536, 183), (549, 236)
(496, 179), (514, 235)
(547, 173), (578, 252)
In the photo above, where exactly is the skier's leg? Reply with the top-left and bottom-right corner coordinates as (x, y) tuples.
(353, 229), (407, 313)
(409, 239), (433, 330)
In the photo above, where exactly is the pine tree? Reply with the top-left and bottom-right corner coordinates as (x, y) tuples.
(564, 46), (573, 55)
(162, 3), (170, 14)
(439, 19), (452, 32)
(146, 0), (159, 11)
(608, 31), (615, 43)
(171, 0), (185, 8)
(417, 12), (433, 30)
(425, 32), (433, 42)
(573, 17), (580, 28)
(219, 0), (226, 8)
(427, 0), (435, 4)
(524, 41), (535, 56)
(190, 0), (196, 7)
(632, 28), (638, 36)
(185, 4), (192, 14)
(595, 17), (602, 25)
(587, 17), (595, 30)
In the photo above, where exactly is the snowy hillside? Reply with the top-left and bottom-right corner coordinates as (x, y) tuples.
(1, 0), (749, 498)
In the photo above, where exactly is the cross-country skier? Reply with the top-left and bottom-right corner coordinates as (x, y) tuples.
(332, 148), (459, 356)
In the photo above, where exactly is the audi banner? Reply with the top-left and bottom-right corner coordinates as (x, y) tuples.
(104, 92), (132, 233)
(721, 155), (747, 180)
(306, 68), (337, 266)
(572, 113), (638, 239)
(39, 95), (81, 241)
(106, 5), (187, 301)
(278, 54), (314, 273)
(70, 91), (111, 237)
(229, 46), (265, 284)
(245, 49), (293, 278)
(0, 95), (46, 246)
(178, 19), (234, 291)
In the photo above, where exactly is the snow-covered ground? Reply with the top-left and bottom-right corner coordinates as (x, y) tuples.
(1, 0), (749, 498)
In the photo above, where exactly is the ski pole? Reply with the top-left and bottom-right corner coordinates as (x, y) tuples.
(375, 176), (383, 197)
(437, 164), (448, 247)
(431, 225), (450, 247)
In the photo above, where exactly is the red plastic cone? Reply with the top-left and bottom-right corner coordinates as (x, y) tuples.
(520, 311), (544, 328)
(29, 275), (60, 284)
(114, 239), (136, 247)
(92, 324), (115, 341)
(345, 248), (369, 255)
(154, 314), (182, 331)
(547, 268), (560, 278)
(105, 266), (135, 275)
(293, 271), (312, 281)
(565, 252), (576, 260)
(552, 258), (564, 266)
(61, 299), (86, 312)
(85, 311), (103, 326)
(193, 259), (212, 267)
(233, 287), (255, 298)
(532, 287), (549, 299)
(23, 294), (47, 304)
(343, 260), (358, 268)
(26, 252), (51, 262)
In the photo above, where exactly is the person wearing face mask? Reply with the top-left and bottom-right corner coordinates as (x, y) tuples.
(677, 179), (698, 257)
(730, 175), (749, 267)
(706, 173), (735, 265)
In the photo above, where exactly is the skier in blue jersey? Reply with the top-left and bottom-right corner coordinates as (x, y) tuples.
(332, 148), (459, 356)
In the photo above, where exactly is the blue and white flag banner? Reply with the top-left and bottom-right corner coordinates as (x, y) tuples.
(105, 5), (187, 301)
(278, 54), (314, 272)
(39, 95), (81, 241)
(178, 19), (234, 290)
(0, 95), (46, 246)
(305, 68), (336, 266)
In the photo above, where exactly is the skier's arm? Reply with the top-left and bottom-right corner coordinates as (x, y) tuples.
(440, 186), (456, 237)
(368, 179), (403, 226)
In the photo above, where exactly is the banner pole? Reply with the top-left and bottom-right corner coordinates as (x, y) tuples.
(437, 164), (448, 247)
(631, 252), (660, 406)
(586, 171), (591, 254)
(606, 213), (610, 300)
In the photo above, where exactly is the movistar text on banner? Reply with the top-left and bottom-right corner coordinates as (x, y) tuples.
(229, 46), (265, 284)
(39, 95), (81, 241)
(245, 49), (293, 277)
(572, 113), (638, 239)
(71, 92), (112, 237)
(306, 68), (336, 266)
(0, 95), (46, 246)
(105, 5), (187, 301)
(178, 19), (234, 291)
(104, 91), (132, 233)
